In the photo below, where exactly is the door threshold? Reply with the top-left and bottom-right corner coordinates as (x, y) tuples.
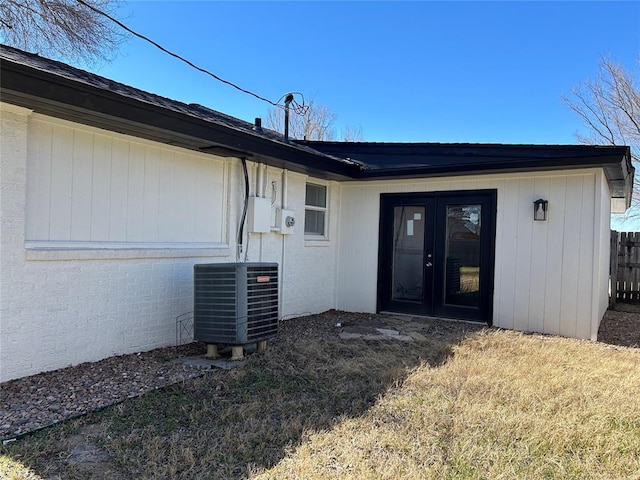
(379, 311), (487, 325)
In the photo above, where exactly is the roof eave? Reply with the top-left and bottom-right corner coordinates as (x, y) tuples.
(0, 58), (356, 181)
(298, 141), (634, 208)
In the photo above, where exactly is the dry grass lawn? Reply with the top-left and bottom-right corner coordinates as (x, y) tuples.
(2, 312), (640, 479)
(259, 332), (640, 479)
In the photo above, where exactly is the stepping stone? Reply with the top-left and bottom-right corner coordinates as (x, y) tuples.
(407, 331), (428, 341)
(339, 332), (363, 340)
(394, 335), (415, 342)
(375, 328), (400, 336)
(362, 334), (414, 342)
(405, 322), (426, 329)
(178, 357), (245, 370)
(362, 335), (389, 341)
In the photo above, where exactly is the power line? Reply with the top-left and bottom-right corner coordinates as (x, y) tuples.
(275, 92), (310, 115)
(75, 0), (282, 107)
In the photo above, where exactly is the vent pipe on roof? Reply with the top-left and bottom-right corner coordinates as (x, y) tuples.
(284, 93), (294, 142)
(254, 117), (262, 132)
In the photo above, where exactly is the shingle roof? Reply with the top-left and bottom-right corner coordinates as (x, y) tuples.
(0, 44), (633, 204)
(0, 44), (360, 179)
(0, 45), (260, 132)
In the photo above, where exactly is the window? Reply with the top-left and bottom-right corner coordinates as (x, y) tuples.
(305, 182), (327, 236)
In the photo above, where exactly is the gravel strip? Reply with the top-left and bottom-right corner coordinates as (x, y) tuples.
(0, 343), (206, 441)
(597, 307), (640, 348)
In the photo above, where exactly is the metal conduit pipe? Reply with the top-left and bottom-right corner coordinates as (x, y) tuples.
(279, 169), (289, 319)
(255, 162), (262, 197)
(262, 163), (268, 198)
(281, 169), (288, 209)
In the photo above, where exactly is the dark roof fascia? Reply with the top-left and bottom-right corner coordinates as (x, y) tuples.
(295, 140), (630, 159)
(351, 153), (628, 179)
(0, 46), (633, 203)
(0, 52), (357, 181)
(297, 141), (634, 206)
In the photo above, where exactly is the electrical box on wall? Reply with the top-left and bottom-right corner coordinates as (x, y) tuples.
(247, 197), (271, 233)
(277, 209), (295, 235)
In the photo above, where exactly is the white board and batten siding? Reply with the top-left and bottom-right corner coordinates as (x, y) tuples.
(336, 170), (611, 340)
(26, 115), (227, 248)
(595, 173), (613, 331)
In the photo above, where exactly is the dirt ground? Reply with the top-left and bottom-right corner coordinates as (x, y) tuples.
(2, 308), (638, 441)
(597, 305), (640, 348)
(1, 308), (638, 479)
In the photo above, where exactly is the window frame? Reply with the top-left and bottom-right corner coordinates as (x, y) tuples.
(304, 181), (329, 239)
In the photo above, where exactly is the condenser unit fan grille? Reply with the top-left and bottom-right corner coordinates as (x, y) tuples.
(194, 263), (279, 345)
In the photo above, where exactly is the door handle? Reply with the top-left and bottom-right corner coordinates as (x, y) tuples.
(426, 262), (433, 267)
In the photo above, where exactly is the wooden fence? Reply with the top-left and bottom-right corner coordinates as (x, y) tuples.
(610, 231), (640, 305)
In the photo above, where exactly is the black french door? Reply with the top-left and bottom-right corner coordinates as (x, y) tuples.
(378, 190), (496, 324)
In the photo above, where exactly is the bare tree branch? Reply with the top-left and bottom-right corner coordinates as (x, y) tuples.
(566, 85), (618, 145)
(0, 0), (126, 64)
(564, 56), (639, 152)
(341, 125), (365, 142)
(564, 56), (640, 214)
(265, 96), (363, 141)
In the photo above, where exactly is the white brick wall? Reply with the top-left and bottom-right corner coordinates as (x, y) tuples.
(0, 107), (339, 382)
(1, 104), (30, 382)
(228, 165), (340, 319)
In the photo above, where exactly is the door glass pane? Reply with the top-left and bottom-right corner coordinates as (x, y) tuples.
(445, 204), (481, 307)
(392, 206), (425, 302)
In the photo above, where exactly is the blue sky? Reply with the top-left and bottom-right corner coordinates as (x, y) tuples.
(93, 1), (639, 145)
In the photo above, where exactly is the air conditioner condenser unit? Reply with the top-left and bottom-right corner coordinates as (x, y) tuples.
(193, 263), (279, 358)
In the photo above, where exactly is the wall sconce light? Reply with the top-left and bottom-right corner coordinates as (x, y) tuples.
(533, 198), (548, 221)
